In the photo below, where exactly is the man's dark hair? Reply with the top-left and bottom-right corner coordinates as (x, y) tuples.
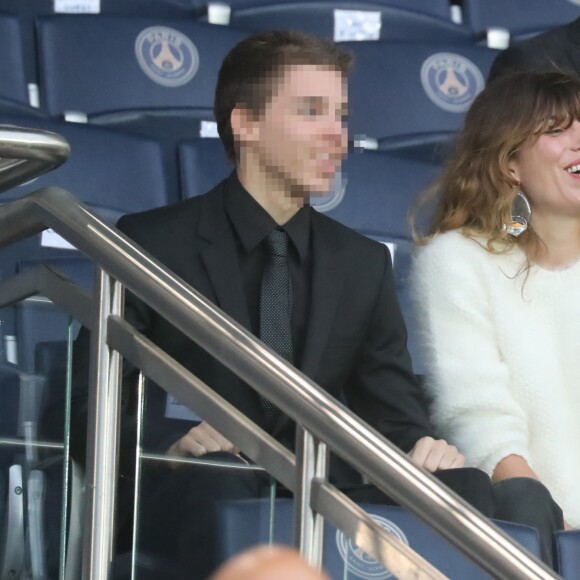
(214, 30), (353, 163)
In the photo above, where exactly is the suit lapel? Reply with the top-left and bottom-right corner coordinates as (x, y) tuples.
(195, 183), (265, 425)
(300, 213), (346, 379)
(197, 187), (252, 332)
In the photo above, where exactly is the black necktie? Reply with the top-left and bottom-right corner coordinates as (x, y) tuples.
(259, 228), (294, 430)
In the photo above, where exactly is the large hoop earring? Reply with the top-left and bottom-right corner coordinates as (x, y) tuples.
(503, 190), (531, 237)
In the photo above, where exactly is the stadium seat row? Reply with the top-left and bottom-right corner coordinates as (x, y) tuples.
(2, 0), (580, 77)
(0, 12), (501, 201)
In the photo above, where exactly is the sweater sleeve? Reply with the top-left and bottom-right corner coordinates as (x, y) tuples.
(411, 233), (531, 475)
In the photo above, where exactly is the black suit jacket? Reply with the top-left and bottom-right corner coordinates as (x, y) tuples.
(488, 17), (580, 82)
(70, 175), (433, 487)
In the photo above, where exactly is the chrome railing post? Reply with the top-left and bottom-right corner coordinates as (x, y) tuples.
(294, 427), (315, 559)
(311, 441), (328, 569)
(82, 269), (124, 580)
(293, 427), (327, 570)
(130, 372), (146, 580)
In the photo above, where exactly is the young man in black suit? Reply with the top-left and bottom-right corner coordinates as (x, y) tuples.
(135, 33), (462, 472)
(67, 30), (561, 577)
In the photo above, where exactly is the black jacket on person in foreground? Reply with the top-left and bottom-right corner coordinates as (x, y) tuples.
(68, 173), (434, 487)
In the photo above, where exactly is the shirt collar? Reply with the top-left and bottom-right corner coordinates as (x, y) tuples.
(225, 171), (311, 261)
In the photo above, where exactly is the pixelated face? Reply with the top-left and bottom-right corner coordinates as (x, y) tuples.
(246, 63), (347, 198)
(509, 119), (580, 215)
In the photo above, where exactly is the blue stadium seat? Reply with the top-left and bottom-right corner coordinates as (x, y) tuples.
(207, 0), (472, 43)
(0, 364), (21, 442)
(35, 339), (70, 438)
(343, 40), (498, 162)
(347, 41), (485, 151)
(0, 116), (168, 321)
(210, 0), (455, 21)
(0, 12), (28, 104)
(179, 142), (439, 240)
(0, 117), (170, 372)
(462, 0), (580, 41)
(553, 530), (580, 579)
(0, 116), (171, 214)
(179, 138), (231, 199)
(217, 499), (541, 579)
(36, 15), (247, 120)
(0, 0), (204, 17)
(36, 15), (246, 197)
(15, 258), (90, 373)
(0, 97), (49, 118)
(312, 149), (439, 241)
(0, 1), (206, 86)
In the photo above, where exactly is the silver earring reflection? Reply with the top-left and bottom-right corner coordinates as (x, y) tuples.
(503, 190), (531, 237)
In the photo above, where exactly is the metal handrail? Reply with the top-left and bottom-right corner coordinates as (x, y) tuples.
(0, 126), (70, 194)
(0, 188), (558, 579)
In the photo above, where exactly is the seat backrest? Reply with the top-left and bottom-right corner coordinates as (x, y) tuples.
(0, 118), (170, 370)
(553, 530), (580, 579)
(35, 339), (70, 431)
(215, 0), (454, 20)
(217, 498), (541, 579)
(15, 259), (89, 373)
(0, 12), (28, 104)
(312, 149), (440, 241)
(0, 115), (169, 284)
(0, 364), (21, 441)
(179, 138), (231, 200)
(462, 0), (580, 39)
(344, 40), (497, 150)
(0, 0), (206, 85)
(180, 144), (440, 240)
(36, 15), (247, 118)
(0, 96), (50, 118)
(0, 0), (204, 15)
(0, 116), (171, 215)
(217, 0), (471, 43)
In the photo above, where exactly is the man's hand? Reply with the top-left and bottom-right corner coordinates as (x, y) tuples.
(408, 436), (465, 472)
(167, 421), (239, 459)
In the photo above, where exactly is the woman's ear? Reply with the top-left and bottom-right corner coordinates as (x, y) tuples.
(507, 156), (520, 184)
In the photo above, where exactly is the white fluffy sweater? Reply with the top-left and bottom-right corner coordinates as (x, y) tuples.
(412, 231), (580, 527)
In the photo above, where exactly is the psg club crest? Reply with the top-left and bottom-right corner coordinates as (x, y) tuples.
(135, 26), (199, 87)
(420, 52), (484, 113)
(335, 514), (409, 579)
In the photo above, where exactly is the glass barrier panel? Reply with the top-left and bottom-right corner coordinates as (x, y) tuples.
(128, 373), (279, 580)
(0, 297), (78, 580)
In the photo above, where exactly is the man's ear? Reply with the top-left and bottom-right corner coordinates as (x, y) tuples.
(231, 106), (259, 146)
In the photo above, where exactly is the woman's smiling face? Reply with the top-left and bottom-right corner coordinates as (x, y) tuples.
(509, 119), (580, 217)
